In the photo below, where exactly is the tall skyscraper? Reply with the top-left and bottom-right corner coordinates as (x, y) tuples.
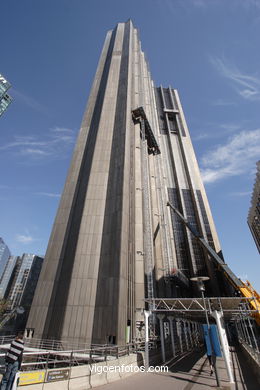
(0, 238), (11, 280)
(248, 161), (260, 253)
(26, 20), (230, 347)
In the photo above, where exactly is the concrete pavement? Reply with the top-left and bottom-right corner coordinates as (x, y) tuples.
(95, 348), (259, 390)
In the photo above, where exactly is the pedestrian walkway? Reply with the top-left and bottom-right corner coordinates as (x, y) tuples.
(95, 348), (258, 390)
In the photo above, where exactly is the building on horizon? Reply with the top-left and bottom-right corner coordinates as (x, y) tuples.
(26, 20), (233, 347)
(0, 238), (11, 281)
(0, 255), (19, 299)
(0, 253), (44, 334)
(248, 161), (260, 253)
(0, 74), (13, 116)
(7, 254), (44, 310)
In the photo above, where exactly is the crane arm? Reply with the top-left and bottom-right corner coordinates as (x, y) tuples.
(167, 201), (244, 288)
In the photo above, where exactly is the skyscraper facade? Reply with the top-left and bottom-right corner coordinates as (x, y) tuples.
(0, 238), (11, 280)
(0, 254), (44, 334)
(0, 255), (19, 299)
(26, 21), (230, 347)
(0, 74), (12, 117)
(248, 161), (260, 253)
(7, 254), (43, 310)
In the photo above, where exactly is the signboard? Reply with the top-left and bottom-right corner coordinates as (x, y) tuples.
(203, 324), (222, 357)
(19, 371), (45, 386)
(47, 369), (70, 382)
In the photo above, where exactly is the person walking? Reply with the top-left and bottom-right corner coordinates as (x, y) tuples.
(0, 333), (24, 390)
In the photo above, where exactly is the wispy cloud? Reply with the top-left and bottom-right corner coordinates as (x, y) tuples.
(229, 191), (251, 197)
(200, 128), (260, 183)
(164, 0), (260, 16)
(20, 148), (49, 156)
(219, 123), (241, 133)
(0, 128), (75, 161)
(193, 122), (241, 141)
(51, 126), (74, 134)
(212, 98), (236, 107)
(16, 233), (34, 244)
(35, 192), (61, 198)
(12, 89), (50, 115)
(210, 57), (260, 101)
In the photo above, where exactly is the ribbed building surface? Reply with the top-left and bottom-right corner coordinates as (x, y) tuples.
(26, 21), (230, 347)
(248, 161), (260, 253)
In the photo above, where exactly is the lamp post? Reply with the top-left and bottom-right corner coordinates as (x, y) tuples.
(190, 276), (220, 387)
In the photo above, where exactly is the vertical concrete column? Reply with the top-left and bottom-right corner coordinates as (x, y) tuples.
(211, 310), (234, 384)
(176, 319), (183, 354)
(144, 310), (151, 370)
(168, 316), (176, 358)
(183, 321), (189, 351)
(157, 314), (166, 362)
(193, 322), (197, 346)
(188, 321), (193, 348)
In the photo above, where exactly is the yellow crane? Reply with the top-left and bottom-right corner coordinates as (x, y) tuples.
(167, 202), (260, 326)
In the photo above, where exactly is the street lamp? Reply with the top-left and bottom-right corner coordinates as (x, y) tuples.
(190, 276), (210, 324)
(190, 276), (220, 387)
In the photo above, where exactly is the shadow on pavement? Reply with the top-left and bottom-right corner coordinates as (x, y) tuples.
(168, 349), (206, 373)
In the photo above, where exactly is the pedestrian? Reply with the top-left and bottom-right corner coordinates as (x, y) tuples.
(0, 333), (24, 390)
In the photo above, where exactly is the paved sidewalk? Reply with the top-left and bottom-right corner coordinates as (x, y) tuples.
(96, 348), (258, 390)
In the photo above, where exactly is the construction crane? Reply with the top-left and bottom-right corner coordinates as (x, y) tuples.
(166, 201), (260, 325)
(0, 306), (24, 330)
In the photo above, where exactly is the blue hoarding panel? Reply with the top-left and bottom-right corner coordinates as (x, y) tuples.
(203, 324), (222, 357)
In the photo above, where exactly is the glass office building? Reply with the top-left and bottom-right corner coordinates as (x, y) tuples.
(0, 238), (11, 281)
(8, 254), (43, 310)
(0, 73), (12, 116)
(0, 256), (19, 299)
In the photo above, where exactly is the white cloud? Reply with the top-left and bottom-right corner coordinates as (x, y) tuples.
(36, 192), (61, 198)
(192, 122), (241, 141)
(200, 129), (260, 183)
(0, 128), (75, 160)
(212, 98), (236, 106)
(12, 89), (50, 115)
(210, 57), (260, 101)
(51, 126), (74, 134)
(16, 234), (34, 244)
(193, 132), (210, 141)
(229, 191), (251, 197)
(20, 148), (49, 156)
(0, 137), (47, 150)
(219, 123), (241, 133)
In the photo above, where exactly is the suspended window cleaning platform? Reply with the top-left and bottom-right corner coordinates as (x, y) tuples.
(132, 107), (160, 155)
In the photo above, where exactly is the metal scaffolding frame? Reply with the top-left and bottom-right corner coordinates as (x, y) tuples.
(144, 296), (259, 321)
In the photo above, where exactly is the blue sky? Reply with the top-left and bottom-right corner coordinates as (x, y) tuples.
(1, 0), (259, 291)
